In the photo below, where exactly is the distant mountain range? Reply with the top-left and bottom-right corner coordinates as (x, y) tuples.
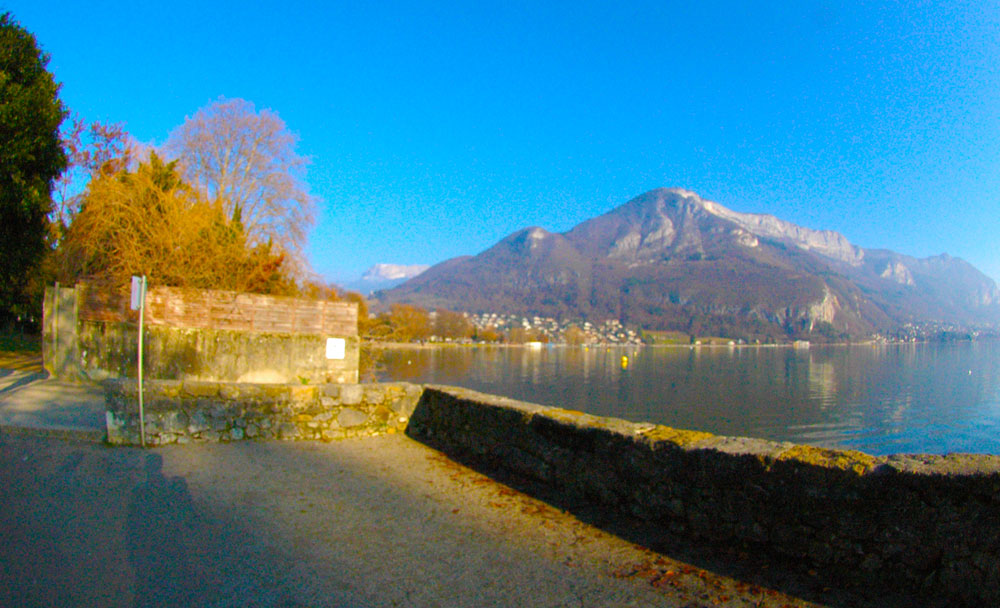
(339, 263), (429, 294)
(379, 188), (1000, 339)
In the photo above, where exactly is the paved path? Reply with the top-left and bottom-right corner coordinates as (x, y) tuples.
(0, 433), (841, 608)
(0, 354), (887, 607)
(0, 353), (105, 441)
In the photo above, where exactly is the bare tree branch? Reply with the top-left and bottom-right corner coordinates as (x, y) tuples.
(165, 97), (316, 267)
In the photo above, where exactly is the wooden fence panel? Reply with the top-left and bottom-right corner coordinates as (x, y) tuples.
(77, 283), (357, 336)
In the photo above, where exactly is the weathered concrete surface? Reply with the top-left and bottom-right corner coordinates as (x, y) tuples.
(0, 433), (835, 608)
(0, 354), (105, 441)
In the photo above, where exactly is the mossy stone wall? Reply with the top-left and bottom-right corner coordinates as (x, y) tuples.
(407, 385), (1000, 607)
(105, 380), (419, 445)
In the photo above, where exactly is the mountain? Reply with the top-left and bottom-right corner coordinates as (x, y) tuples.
(380, 188), (1000, 339)
(341, 263), (429, 294)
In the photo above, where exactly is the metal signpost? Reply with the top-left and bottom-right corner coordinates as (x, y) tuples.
(130, 276), (147, 447)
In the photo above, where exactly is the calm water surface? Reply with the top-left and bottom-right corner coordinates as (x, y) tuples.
(378, 341), (1000, 455)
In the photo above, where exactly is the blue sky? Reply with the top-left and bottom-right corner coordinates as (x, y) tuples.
(7, 1), (1000, 283)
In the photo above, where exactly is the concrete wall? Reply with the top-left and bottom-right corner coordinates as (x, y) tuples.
(406, 385), (1000, 607)
(105, 380), (421, 445)
(80, 323), (359, 384)
(42, 285), (81, 379)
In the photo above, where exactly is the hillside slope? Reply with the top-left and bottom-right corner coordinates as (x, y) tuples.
(381, 189), (999, 339)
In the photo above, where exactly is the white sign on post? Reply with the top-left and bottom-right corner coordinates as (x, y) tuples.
(130, 275), (147, 447)
(130, 276), (143, 310)
(326, 337), (346, 360)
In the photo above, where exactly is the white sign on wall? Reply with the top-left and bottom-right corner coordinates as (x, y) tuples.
(326, 337), (346, 360)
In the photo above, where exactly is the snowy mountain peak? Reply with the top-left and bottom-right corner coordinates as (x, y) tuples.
(362, 263), (430, 282)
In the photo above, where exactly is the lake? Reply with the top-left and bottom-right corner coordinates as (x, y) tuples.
(377, 341), (1000, 455)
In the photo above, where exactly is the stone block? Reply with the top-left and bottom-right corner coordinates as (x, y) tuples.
(105, 411), (128, 445)
(161, 411), (189, 433)
(187, 411), (209, 433)
(363, 385), (386, 404)
(340, 384), (363, 405)
(230, 427), (245, 441)
(182, 380), (220, 398)
(388, 395), (417, 417)
(245, 424), (259, 438)
(219, 383), (247, 401)
(320, 384), (341, 399)
(278, 422), (301, 439)
(374, 405), (392, 424)
(259, 385), (290, 402)
(290, 385), (318, 404)
(338, 408), (368, 427)
(404, 383), (423, 401)
(153, 380), (182, 399)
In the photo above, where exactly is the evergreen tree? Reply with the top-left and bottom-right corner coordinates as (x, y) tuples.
(0, 12), (67, 326)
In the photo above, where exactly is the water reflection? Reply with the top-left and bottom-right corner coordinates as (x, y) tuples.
(377, 342), (1000, 455)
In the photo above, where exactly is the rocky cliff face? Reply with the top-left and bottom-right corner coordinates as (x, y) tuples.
(381, 188), (1000, 338)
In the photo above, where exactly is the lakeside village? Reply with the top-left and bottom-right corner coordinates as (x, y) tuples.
(406, 310), (997, 347)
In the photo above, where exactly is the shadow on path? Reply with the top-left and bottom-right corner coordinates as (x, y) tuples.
(0, 436), (329, 608)
(127, 452), (210, 607)
(406, 430), (930, 608)
(0, 371), (49, 396)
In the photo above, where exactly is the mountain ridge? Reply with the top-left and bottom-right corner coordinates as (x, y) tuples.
(380, 188), (999, 339)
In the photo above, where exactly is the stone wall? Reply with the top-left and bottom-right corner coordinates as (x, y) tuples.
(406, 385), (1000, 607)
(100, 379), (1000, 604)
(105, 380), (421, 446)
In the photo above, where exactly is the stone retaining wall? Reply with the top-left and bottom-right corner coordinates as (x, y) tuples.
(104, 380), (421, 446)
(407, 385), (1000, 606)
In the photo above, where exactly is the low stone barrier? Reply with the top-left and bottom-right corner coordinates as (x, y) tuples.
(104, 380), (422, 445)
(102, 379), (1000, 604)
(407, 385), (1000, 606)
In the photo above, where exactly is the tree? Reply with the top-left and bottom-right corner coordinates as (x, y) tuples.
(382, 304), (431, 343)
(57, 152), (293, 294)
(475, 325), (502, 343)
(564, 325), (589, 345)
(165, 97), (316, 264)
(52, 115), (134, 235)
(433, 308), (473, 340)
(0, 12), (67, 325)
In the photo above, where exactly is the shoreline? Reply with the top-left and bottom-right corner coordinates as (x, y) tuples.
(364, 338), (975, 350)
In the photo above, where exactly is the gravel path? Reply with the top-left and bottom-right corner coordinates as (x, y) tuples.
(0, 432), (839, 608)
